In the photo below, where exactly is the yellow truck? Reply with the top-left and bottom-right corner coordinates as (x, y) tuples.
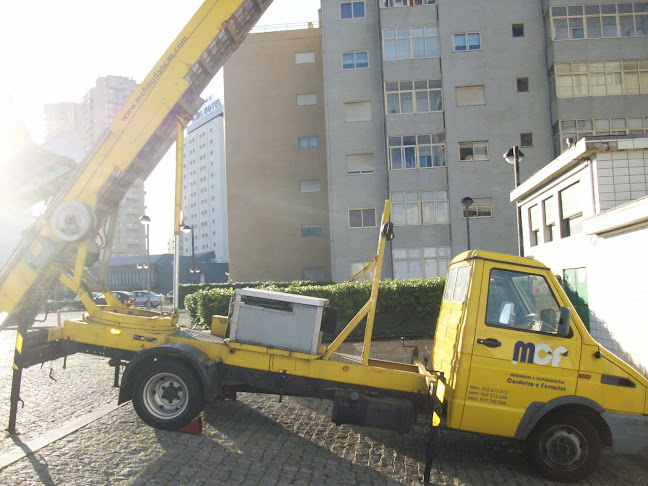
(433, 250), (648, 482)
(1, 0), (647, 484)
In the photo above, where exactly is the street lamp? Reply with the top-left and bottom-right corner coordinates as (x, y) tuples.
(503, 146), (525, 256)
(182, 224), (200, 283)
(461, 197), (474, 250)
(139, 214), (152, 309)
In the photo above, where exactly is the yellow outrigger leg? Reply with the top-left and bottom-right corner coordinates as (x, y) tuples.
(322, 200), (393, 364)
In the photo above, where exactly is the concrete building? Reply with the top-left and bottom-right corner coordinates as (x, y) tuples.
(182, 96), (229, 264)
(166, 235), (185, 255)
(544, 1), (648, 155)
(224, 26), (331, 282)
(44, 75), (146, 257)
(81, 75), (146, 257)
(512, 137), (648, 376)
(319, 0), (552, 281)
(43, 102), (85, 162)
(220, 1), (647, 287)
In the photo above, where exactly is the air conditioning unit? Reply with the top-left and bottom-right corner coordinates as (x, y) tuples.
(229, 288), (337, 354)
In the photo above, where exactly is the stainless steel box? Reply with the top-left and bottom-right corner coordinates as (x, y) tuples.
(229, 288), (329, 354)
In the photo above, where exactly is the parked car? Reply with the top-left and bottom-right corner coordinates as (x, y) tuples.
(94, 291), (135, 307)
(71, 292), (102, 310)
(132, 290), (161, 308)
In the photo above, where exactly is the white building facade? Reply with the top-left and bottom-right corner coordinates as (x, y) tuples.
(182, 97), (229, 263)
(512, 137), (648, 375)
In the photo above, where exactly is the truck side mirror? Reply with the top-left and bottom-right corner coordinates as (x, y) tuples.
(499, 302), (515, 325)
(556, 306), (571, 337)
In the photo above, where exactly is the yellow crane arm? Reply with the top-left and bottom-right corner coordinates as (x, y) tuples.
(0, 0), (273, 330)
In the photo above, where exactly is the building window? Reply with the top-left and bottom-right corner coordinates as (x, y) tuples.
(559, 183), (582, 237)
(393, 246), (451, 280)
(297, 94), (317, 106)
(342, 51), (369, 69)
(455, 85), (485, 106)
(341, 1), (365, 19)
(462, 197), (492, 218)
(517, 77), (529, 92)
(520, 133), (533, 147)
(550, 3), (648, 41)
(298, 136), (319, 148)
(344, 101), (372, 121)
(543, 196), (556, 242)
(385, 80), (442, 114)
(391, 190), (449, 225)
(459, 141), (489, 161)
(453, 32), (481, 51)
(383, 27), (439, 60)
(300, 180), (321, 193)
(301, 225), (323, 237)
(552, 116), (648, 154)
(529, 204), (540, 247)
(295, 52), (316, 64)
(349, 208), (376, 228)
(350, 261), (374, 282)
(381, 0), (436, 7)
(347, 153), (374, 174)
(550, 60), (648, 99)
(388, 135), (446, 169)
(512, 23), (525, 37)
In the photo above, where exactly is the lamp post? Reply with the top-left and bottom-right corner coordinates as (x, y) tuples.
(461, 197), (474, 250)
(139, 214), (152, 309)
(182, 224), (200, 283)
(503, 146), (525, 257)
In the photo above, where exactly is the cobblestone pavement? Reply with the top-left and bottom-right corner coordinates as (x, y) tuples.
(0, 316), (646, 485)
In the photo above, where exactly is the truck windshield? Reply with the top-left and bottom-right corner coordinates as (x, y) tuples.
(485, 268), (561, 334)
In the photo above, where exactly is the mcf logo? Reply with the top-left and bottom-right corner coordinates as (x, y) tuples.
(512, 341), (569, 367)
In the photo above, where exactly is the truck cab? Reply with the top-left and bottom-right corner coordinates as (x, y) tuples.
(433, 250), (648, 482)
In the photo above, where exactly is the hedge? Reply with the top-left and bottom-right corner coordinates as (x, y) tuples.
(184, 278), (445, 341)
(43, 300), (84, 312)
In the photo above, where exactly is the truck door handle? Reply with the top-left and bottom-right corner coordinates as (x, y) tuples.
(477, 338), (501, 348)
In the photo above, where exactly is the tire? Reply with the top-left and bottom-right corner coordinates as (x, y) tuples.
(132, 358), (205, 430)
(527, 412), (601, 483)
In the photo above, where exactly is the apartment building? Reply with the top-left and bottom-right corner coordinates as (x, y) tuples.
(182, 96), (229, 263)
(42, 102), (85, 162)
(220, 1), (647, 283)
(224, 26), (330, 282)
(321, 0), (552, 281)
(44, 75), (146, 257)
(545, 1), (648, 153)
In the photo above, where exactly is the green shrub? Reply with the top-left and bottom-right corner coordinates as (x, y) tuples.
(184, 278), (445, 340)
(43, 300), (83, 312)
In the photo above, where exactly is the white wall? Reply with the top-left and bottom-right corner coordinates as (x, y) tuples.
(587, 222), (648, 375)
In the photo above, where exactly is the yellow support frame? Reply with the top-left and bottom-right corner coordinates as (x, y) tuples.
(323, 201), (391, 363)
(48, 200), (437, 398)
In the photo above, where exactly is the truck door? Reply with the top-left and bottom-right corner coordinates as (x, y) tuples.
(460, 263), (580, 438)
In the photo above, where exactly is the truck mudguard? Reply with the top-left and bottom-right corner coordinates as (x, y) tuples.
(514, 395), (605, 440)
(118, 342), (219, 404)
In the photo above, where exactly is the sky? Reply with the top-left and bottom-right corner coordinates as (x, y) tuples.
(0, 0), (320, 253)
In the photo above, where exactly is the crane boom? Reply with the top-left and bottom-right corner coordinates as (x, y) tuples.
(0, 0), (273, 331)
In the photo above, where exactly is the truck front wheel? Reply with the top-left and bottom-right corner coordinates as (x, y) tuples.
(527, 412), (601, 483)
(132, 358), (205, 430)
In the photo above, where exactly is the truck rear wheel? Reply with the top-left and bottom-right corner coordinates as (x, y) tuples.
(527, 412), (601, 483)
(132, 358), (205, 430)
